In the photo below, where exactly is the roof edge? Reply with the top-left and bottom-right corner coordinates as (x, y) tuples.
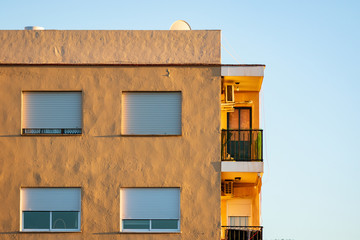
(0, 63), (265, 67)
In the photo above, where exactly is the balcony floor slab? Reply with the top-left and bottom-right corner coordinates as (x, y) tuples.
(221, 161), (263, 173)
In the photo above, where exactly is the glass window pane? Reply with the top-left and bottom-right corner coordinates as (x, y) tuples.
(123, 219), (150, 229)
(240, 109), (251, 129)
(52, 211), (79, 229)
(23, 211), (50, 229)
(151, 219), (178, 229)
(228, 109), (239, 129)
(229, 216), (249, 226)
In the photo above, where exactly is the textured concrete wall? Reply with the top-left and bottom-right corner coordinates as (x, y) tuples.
(0, 65), (221, 239)
(0, 30), (220, 64)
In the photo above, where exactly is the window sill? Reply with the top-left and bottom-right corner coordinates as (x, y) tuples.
(120, 134), (182, 137)
(119, 231), (181, 234)
(21, 134), (82, 137)
(20, 231), (81, 233)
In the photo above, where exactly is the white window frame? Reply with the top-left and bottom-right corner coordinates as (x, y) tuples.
(120, 188), (180, 233)
(121, 219), (180, 233)
(20, 188), (81, 232)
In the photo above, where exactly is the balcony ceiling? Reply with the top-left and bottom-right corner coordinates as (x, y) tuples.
(221, 172), (260, 184)
(221, 65), (265, 91)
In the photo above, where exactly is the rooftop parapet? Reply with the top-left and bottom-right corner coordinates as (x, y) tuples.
(0, 30), (220, 65)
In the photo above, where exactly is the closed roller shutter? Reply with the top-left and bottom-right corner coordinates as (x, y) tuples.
(21, 188), (81, 211)
(227, 199), (252, 216)
(121, 92), (181, 135)
(120, 188), (180, 219)
(22, 92), (82, 131)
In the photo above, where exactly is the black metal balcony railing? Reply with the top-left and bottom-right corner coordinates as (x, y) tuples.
(222, 226), (263, 240)
(221, 129), (263, 161)
(22, 128), (82, 135)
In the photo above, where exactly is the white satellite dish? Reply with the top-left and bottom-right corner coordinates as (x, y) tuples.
(24, 26), (45, 30)
(170, 20), (191, 30)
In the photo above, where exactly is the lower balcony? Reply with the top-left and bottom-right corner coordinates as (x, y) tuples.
(222, 226), (263, 240)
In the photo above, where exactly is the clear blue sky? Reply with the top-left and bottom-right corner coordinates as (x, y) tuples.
(1, 1), (359, 239)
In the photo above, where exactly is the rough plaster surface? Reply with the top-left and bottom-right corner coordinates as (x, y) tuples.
(0, 30), (220, 64)
(0, 66), (221, 239)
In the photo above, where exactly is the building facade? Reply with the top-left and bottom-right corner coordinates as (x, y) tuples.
(220, 65), (264, 240)
(0, 28), (264, 239)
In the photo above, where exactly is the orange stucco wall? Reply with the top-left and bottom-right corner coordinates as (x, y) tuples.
(0, 65), (221, 239)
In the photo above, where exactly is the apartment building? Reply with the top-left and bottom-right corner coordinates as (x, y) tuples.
(0, 26), (264, 240)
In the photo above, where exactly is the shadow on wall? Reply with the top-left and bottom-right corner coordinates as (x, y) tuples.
(211, 161), (221, 172)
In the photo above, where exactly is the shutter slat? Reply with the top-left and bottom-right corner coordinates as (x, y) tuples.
(227, 199), (252, 216)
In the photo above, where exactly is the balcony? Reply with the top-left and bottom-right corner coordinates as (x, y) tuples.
(221, 129), (263, 162)
(221, 129), (263, 174)
(222, 226), (263, 240)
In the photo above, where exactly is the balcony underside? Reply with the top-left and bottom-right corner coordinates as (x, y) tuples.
(221, 172), (261, 184)
(221, 161), (263, 173)
(221, 65), (265, 92)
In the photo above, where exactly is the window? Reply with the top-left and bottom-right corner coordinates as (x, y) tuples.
(227, 107), (252, 129)
(226, 107), (254, 160)
(227, 199), (252, 226)
(22, 91), (82, 135)
(229, 216), (249, 226)
(121, 92), (181, 135)
(20, 188), (81, 232)
(120, 188), (180, 232)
